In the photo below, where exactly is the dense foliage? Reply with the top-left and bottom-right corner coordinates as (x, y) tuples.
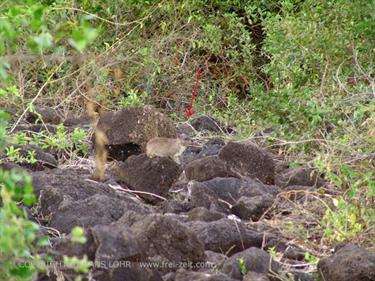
(1, 0), (374, 279)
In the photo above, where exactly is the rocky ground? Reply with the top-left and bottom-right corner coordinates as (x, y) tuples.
(2, 106), (374, 281)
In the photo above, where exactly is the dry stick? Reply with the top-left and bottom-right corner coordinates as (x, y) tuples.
(334, 59), (351, 96)
(352, 47), (375, 98)
(233, 219), (245, 251)
(319, 59), (329, 96)
(10, 61), (64, 133)
(109, 184), (167, 201)
(51, 4), (162, 27)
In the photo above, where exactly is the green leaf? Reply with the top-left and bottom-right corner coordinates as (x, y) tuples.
(69, 21), (98, 52)
(31, 33), (53, 50)
(10, 263), (37, 279)
(0, 60), (10, 80)
(31, 6), (44, 31)
(71, 226), (87, 244)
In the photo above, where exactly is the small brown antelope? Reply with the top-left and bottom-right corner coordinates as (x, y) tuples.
(146, 137), (186, 164)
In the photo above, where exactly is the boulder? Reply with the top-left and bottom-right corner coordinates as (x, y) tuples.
(243, 271), (270, 281)
(96, 106), (176, 160)
(222, 247), (280, 280)
(49, 194), (150, 233)
(190, 116), (233, 134)
(187, 207), (225, 222)
(169, 270), (237, 281)
(190, 177), (280, 206)
(3, 144), (57, 171)
(32, 168), (152, 234)
(90, 224), (144, 265)
(231, 194), (275, 221)
(187, 218), (265, 255)
(112, 154), (181, 203)
(162, 200), (194, 214)
(275, 167), (324, 188)
(188, 180), (230, 213)
(119, 213), (206, 268)
(26, 105), (64, 124)
(318, 244), (375, 281)
(180, 138), (226, 165)
(184, 156), (238, 182)
(219, 142), (275, 184)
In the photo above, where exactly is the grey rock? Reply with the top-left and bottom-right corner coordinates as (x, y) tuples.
(187, 219), (265, 255)
(184, 156), (238, 182)
(219, 142), (275, 184)
(49, 194), (150, 233)
(318, 243), (375, 281)
(243, 271), (270, 281)
(26, 105), (64, 125)
(187, 207), (225, 222)
(275, 167), (324, 188)
(231, 194), (275, 221)
(112, 154), (181, 203)
(171, 269), (237, 281)
(97, 106), (176, 150)
(222, 247), (280, 280)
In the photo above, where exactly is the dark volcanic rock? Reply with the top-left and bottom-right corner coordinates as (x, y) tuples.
(54, 219), (162, 281)
(191, 178), (241, 205)
(318, 243), (375, 281)
(190, 116), (232, 134)
(49, 194), (150, 233)
(243, 271), (270, 281)
(13, 123), (58, 134)
(107, 143), (143, 161)
(184, 156), (238, 182)
(169, 270), (237, 281)
(275, 167), (324, 188)
(113, 154), (181, 203)
(32, 168), (152, 228)
(219, 142), (275, 184)
(187, 207), (225, 222)
(176, 122), (196, 137)
(180, 138), (226, 165)
(91, 223), (143, 265)
(119, 213), (206, 267)
(63, 114), (91, 128)
(162, 200), (194, 214)
(0, 161), (30, 173)
(197, 138), (226, 157)
(222, 247), (280, 280)
(231, 194), (275, 221)
(3, 144), (57, 171)
(52, 230), (97, 261)
(96, 106), (176, 160)
(292, 272), (316, 281)
(26, 105), (64, 124)
(187, 177), (280, 215)
(93, 266), (162, 281)
(190, 177), (280, 206)
(239, 178), (281, 198)
(187, 218), (265, 255)
(189, 180), (230, 213)
(265, 239), (306, 261)
(204, 250), (227, 268)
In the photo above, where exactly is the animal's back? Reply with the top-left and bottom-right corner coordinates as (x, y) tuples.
(146, 137), (184, 158)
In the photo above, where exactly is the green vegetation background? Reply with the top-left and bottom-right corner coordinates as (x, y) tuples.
(0, 0), (374, 280)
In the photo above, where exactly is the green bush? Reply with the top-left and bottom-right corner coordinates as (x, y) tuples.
(0, 1), (97, 279)
(1, 0), (373, 261)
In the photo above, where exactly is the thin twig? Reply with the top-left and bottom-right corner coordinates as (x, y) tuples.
(10, 61), (64, 133)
